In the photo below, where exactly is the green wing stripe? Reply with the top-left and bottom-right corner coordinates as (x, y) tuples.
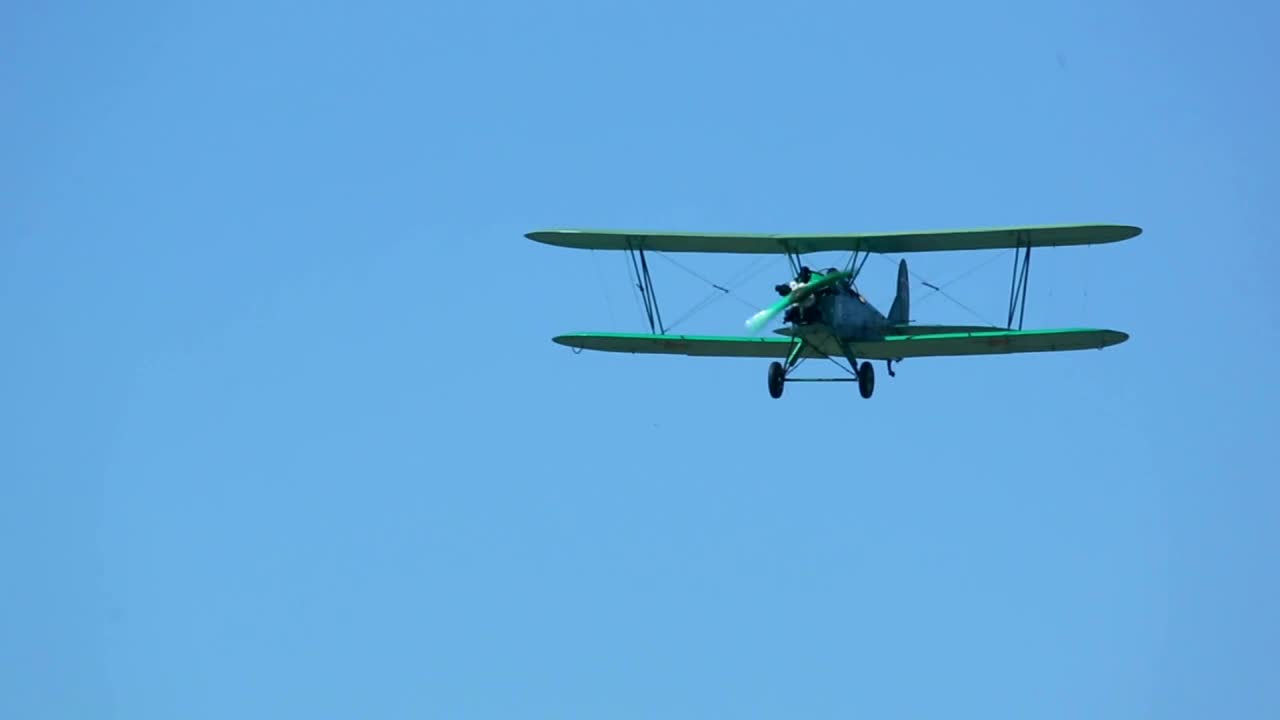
(553, 328), (1128, 360)
(528, 224), (1141, 255)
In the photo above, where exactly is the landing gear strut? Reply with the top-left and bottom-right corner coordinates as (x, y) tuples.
(766, 336), (809, 399)
(835, 339), (874, 400)
(767, 339), (877, 400)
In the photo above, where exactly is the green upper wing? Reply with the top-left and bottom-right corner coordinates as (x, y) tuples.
(554, 328), (1128, 360)
(527, 224), (1141, 255)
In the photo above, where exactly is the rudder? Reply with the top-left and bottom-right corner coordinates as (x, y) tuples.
(888, 258), (909, 325)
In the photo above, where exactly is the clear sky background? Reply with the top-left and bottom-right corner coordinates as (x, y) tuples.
(4, 1), (1278, 718)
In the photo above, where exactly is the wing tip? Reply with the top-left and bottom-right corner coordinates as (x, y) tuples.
(526, 229), (579, 243)
(1109, 224), (1143, 241)
(552, 333), (587, 346)
(1101, 329), (1130, 347)
(552, 333), (618, 354)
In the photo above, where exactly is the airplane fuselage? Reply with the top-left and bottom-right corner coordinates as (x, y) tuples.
(810, 286), (894, 341)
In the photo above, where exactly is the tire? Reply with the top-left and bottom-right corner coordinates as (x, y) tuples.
(858, 360), (875, 399)
(768, 361), (785, 399)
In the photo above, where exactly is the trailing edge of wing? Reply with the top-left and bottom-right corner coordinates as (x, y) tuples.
(553, 328), (1128, 360)
(527, 224), (1141, 255)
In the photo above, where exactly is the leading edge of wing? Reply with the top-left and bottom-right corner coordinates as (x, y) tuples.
(526, 224), (1142, 254)
(552, 332), (828, 359)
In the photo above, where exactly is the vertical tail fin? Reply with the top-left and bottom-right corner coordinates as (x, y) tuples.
(888, 258), (909, 325)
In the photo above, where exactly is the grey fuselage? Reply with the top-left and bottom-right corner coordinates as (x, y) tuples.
(783, 258), (906, 353)
(807, 284), (895, 341)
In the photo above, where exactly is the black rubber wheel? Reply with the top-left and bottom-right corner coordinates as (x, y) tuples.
(858, 360), (875, 399)
(768, 361), (785, 399)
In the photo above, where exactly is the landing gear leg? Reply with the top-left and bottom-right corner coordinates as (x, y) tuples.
(887, 359), (896, 377)
(835, 339), (874, 400)
(767, 337), (807, 399)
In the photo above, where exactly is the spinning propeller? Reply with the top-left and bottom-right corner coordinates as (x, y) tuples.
(744, 267), (852, 333)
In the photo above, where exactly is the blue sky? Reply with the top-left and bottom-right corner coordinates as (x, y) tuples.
(3, 1), (1278, 717)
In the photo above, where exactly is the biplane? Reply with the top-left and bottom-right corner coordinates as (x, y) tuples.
(527, 223), (1141, 399)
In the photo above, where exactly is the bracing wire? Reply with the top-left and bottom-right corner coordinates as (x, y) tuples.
(653, 252), (781, 331)
(876, 250), (1007, 327)
(590, 250), (617, 330)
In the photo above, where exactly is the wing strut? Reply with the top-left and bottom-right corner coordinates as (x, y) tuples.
(625, 241), (665, 335)
(843, 246), (870, 285)
(1006, 233), (1032, 330)
(785, 248), (804, 275)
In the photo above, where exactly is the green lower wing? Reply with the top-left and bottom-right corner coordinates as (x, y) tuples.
(863, 327), (1129, 358)
(554, 333), (826, 359)
(553, 328), (1128, 359)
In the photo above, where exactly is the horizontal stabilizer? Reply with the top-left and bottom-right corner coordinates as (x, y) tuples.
(889, 324), (1003, 336)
